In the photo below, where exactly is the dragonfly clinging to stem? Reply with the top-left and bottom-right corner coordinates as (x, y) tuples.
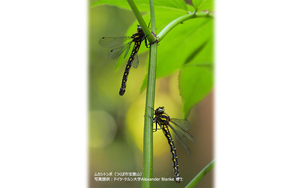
(151, 106), (196, 183)
(99, 26), (148, 96)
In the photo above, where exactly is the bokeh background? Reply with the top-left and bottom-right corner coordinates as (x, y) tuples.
(88, 1), (214, 187)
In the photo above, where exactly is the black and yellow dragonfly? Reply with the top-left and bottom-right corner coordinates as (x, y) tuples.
(152, 106), (196, 183)
(99, 26), (147, 96)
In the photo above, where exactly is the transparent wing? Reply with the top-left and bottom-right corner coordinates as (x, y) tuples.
(170, 119), (196, 143)
(108, 42), (132, 59)
(123, 42), (131, 59)
(131, 54), (139, 69)
(99, 36), (131, 48)
(167, 124), (192, 155)
(170, 118), (191, 130)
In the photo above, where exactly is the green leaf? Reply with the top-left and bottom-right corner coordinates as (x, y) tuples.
(92, 0), (188, 12)
(156, 18), (213, 77)
(187, 4), (195, 13)
(192, 0), (205, 8)
(180, 65), (213, 118)
(154, 0), (187, 11)
(185, 34), (214, 67)
(91, 0), (148, 12)
(180, 38), (213, 117)
(139, 14), (213, 93)
(192, 0), (214, 12)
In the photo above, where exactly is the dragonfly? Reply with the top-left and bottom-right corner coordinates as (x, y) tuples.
(151, 106), (196, 183)
(99, 25), (148, 96)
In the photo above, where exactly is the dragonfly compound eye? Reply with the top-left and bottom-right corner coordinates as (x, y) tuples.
(157, 107), (164, 113)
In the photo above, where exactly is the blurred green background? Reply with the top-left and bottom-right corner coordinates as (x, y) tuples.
(88, 1), (214, 187)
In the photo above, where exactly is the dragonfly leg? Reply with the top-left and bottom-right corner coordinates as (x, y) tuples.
(148, 106), (155, 111)
(153, 122), (158, 132)
(144, 37), (150, 48)
(148, 114), (158, 132)
(148, 115), (154, 122)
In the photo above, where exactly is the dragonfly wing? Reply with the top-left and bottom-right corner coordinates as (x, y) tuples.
(170, 118), (191, 130)
(168, 124), (192, 155)
(99, 36), (131, 48)
(131, 54), (139, 69)
(123, 42), (131, 59)
(170, 119), (196, 143)
(108, 42), (132, 59)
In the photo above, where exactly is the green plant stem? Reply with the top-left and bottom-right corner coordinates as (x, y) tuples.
(127, 0), (155, 43)
(141, 0), (157, 188)
(185, 159), (215, 188)
(126, 0), (157, 187)
(157, 12), (213, 43)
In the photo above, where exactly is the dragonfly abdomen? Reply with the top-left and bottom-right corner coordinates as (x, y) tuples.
(119, 42), (141, 96)
(161, 125), (181, 183)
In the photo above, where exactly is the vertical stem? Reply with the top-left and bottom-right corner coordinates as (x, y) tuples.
(142, 0), (156, 188)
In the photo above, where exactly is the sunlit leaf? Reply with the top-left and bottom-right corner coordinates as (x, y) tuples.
(154, 0), (187, 11)
(180, 38), (213, 117)
(192, 0), (205, 8)
(139, 15), (213, 93)
(180, 65), (213, 118)
(156, 18), (213, 77)
(92, 0), (188, 12)
(91, 0), (149, 12)
(187, 4), (195, 13)
(192, 0), (214, 12)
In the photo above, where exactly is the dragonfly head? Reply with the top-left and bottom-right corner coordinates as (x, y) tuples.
(155, 106), (165, 114)
(136, 25), (145, 35)
(137, 25), (142, 31)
